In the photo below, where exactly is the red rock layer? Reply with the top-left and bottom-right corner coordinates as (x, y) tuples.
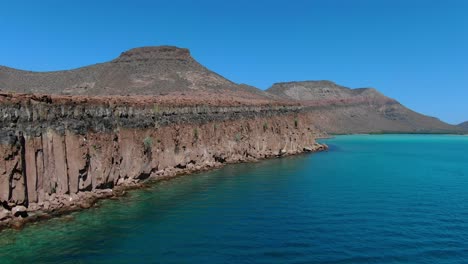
(0, 104), (325, 228)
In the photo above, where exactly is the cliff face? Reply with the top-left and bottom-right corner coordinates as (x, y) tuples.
(0, 93), (324, 226)
(267, 81), (461, 134)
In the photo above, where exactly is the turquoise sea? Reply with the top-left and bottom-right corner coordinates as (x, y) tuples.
(1, 135), (468, 264)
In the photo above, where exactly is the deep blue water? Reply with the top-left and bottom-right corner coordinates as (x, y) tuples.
(1, 135), (468, 264)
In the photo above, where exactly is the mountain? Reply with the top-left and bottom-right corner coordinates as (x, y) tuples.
(266, 81), (461, 134)
(0, 47), (461, 134)
(0, 46), (278, 103)
(458, 122), (468, 130)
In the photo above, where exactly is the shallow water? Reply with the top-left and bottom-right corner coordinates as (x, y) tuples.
(1, 135), (468, 264)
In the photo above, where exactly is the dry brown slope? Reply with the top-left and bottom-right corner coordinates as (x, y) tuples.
(267, 81), (462, 134)
(458, 122), (468, 131)
(0, 46), (279, 104)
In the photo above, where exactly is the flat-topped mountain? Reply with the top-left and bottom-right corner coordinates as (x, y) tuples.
(0, 46), (276, 103)
(267, 81), (461, 134)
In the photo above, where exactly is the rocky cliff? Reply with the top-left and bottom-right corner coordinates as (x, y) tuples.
(0, 92), (325, 228)
(267, 81), (462, 134)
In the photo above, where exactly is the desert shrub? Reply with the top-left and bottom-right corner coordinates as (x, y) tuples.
(235, 133), (241, 142)
(152, 104), (160, 114)
(194, 128), (199, 141)
(143, 136), (153, 152)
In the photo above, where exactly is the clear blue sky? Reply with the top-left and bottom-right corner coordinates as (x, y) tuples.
(0, 0), (466, 124)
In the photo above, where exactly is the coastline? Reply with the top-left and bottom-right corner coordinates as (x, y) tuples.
(0, 143), (328, 232)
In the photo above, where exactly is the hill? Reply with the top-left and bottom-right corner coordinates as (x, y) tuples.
(266, 81), (461, 134)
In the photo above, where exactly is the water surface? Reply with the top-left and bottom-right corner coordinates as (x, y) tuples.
(1, 135), (468, 264)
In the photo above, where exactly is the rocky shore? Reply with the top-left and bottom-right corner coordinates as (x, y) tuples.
(0, 92), (327, 231)
(0, 142), (328, 231)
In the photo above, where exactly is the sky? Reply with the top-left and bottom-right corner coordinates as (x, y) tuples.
(0, 0), (467, 124)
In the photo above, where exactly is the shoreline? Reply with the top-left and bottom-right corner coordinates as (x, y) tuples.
(0, 143), (328, 232)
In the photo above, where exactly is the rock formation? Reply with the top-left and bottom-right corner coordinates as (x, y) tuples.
(267, 81), (462, 134)
(0, 92), (325, 229)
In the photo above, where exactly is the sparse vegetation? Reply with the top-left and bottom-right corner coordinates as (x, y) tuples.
(194, 128), (199, 141)
(235, 133), (241, 142)
(143, 136), (153, 152)
(294, 118), (299, 128)
(152, 104), (160, 114)
(263, 122), (268, 132)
